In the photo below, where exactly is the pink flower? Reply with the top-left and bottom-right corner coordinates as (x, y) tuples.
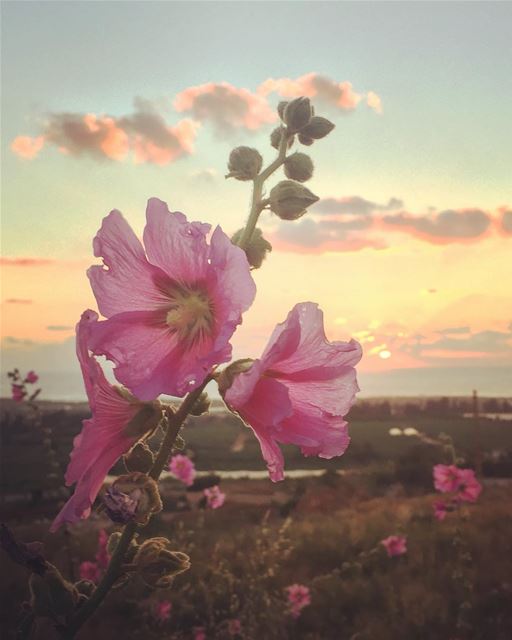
(79, 560), (100, 583)
(87, 198), (256, 400)
(154, 600), (172, 623)
(433, 464), (462, 493)
(381, 535), (407, 557)
(193, 627), (207, 640)
(227, 619), (241, 635)
(204, 485), (226, 509)
(50, 310), (162, 531)
(11, 384), (26, 402)
(95, 529), (110, 570)
(222, 302), (362, 481)
(24, 370), (39, 384)
(169, 454), (196, 486)
(457, 468), (482, 503)
(285, 584), (311, 618)
(433, 500), (449, 521)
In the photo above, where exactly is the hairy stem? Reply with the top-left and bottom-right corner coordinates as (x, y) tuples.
(63, 378), (211, 638)
(236, 130), (290, 250)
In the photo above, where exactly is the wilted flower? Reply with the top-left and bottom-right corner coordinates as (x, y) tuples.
(87, 198), (255, 400)
(204, 485), (225, 509)
(103, 486), (139, 524)
(134, 537), (190, 589)
(381, 535), (407, 557)
(285, 584), (311, 618)
(221, 302), (361, 481)
(169, 454), (196, 487)
(433, 464), (462, 493)
(50, 311), (162, 531)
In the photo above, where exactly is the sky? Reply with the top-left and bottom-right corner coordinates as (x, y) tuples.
(1, 1), (511, 399)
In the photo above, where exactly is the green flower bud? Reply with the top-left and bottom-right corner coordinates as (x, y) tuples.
(270, 126), (295, 150)
(190, 391), (211, 416)
(300, 116), (335, 140)
(284, 153), (314, 183)
(269, 180), (319, 221)
(29, 563), (78, 618)
(283, 97), (313, 133)
(109, 472), (163, 525)
(277, 101), (288, 120)
(134, 537), (191, 589)
(124, 442), (155, 473)
(298, 133), (314, 146)
(231, 228), (272, 269)
(217, 359), (254, 396)
(226, 146), (263, 181)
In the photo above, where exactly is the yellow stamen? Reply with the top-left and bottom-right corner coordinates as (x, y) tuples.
(165, 285), (214, 345)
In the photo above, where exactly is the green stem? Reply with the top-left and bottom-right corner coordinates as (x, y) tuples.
(63, 378), (211, 638)
(236, 130), (290, 249)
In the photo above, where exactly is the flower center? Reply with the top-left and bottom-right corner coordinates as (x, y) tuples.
(166, 285), (214, 345)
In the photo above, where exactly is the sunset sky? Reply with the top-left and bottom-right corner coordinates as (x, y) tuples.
(1, 1), (511, 398)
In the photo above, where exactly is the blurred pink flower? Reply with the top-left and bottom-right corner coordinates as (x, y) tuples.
(154, 600), (172, 623)
(227, 618), (241, 635)
(433, 464), (462, 493)
(193, 627), (206, 640)
(11, 384), (26, 402)
(79, 560), (100, 583)
(223, 302), (361, 481)
(285, 583), (311, 618)
(169, 454), (196, 486)
(24, 370), (39, 384)
(457, 468), (482, 503)
(51, 310), (161, 531)
(381, 535), (407, 557)
(433, 500), (449, 521)
(87, 198), (256, 400)
(95, 529), (110, 570)
(204, 485), (225, 509)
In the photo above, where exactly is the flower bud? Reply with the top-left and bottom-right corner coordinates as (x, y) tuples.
(298, 133), (314, 146)
(217, 359), (254, 396)
(29, 563), (78, 618)
(270, 126), (295, 151)
(124, 442), (154, 473)
(283, 97), (313, 133)
(284, 153), (314, 183)
(105, 473), (162, 525)
(277, 101), (288, 120)
(269, 180), (319, 221)
(134, 537), (191, 589)
(190, 391), (211, 417)
(300, 116), (335, 140)
(231, 228), (272, 269)
(226, 147), (263, 181)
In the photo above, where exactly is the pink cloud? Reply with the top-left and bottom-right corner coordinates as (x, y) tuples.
(133, 119), (199, 165)
(10, 135), (45, 159)
(4, 299), (33, 304)
(367, 91), (383, 114)
(1, 257), (54, 266)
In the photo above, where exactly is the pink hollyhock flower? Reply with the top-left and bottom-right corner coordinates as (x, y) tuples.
(204, 485), (226, 509)
(227, 619), (241, 635)
(433, 500), (449, 521)
(11, 384), (26, 402)
(24, 370), (39, 384)
(285, 584), (311, 618)
(457, 468), (482, 503)
(221, 302), (362, 481)
(50, 310), (162, 531)
(433, 464), (462, 493)
(193, 627), (207, 640)
(87, 198), (256, 400)
(79, 560), (100, 583)
(381, 535), (407, 557)
(154, 600), (172, 623)
(169, 454), (196, 486)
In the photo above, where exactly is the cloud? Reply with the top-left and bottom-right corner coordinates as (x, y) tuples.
(258, 73), (381, 113)
(2, 336), (35, 346)
(382, 208), (492, 244)
(420, 330), (512, 354)
(47, 325), (74, 331)
(499, 208), (512, 234)
(1, 257), (54, 266)
(4, 298), (33, 304)
(436, 326), (471, 335)
(270, 217), (386, 254)
(174, 81), (275, 134)
(315, 196), (403, 216)
(12, 99), (199, 165)
(189, 167), (218, 182)
(11, 135), (45, 159)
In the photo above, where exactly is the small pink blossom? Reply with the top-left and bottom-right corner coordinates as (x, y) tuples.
(51, 310), (161, 531)
(193, 627), (206, 640)
(227, 618), (241, 635)
(457, 468), (482, 503)
(11, 384), (26, 402)
(285, 583), (311, 618)
(79, 560), (100, 583)
(381, 535), (407, 557)
(87, 198), (256, 400)
(169, 454), (196, 486)
(433, 500), (449, 521)
(433, 464), (462, 493)
(204, 485), (225, 509)
(222, 302), (361, 481)
(24, 370), (39, 384)
(154, 600), (172, 623)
